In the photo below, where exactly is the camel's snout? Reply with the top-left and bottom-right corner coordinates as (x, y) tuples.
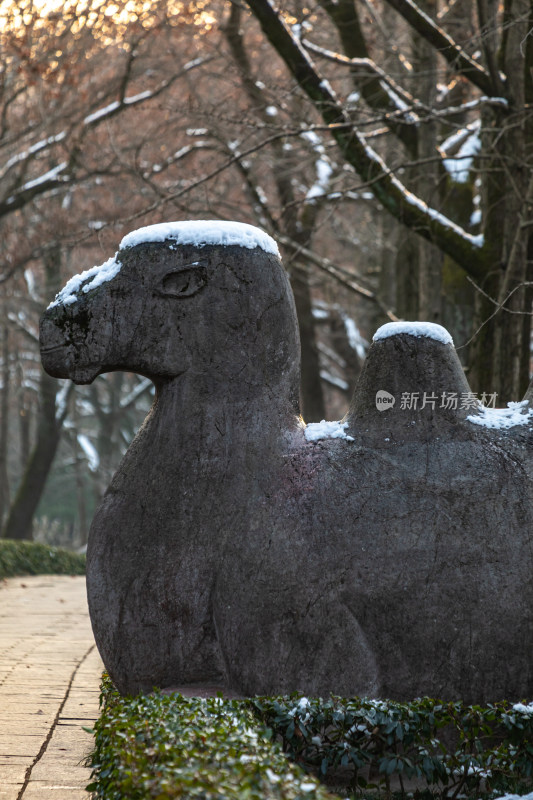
(40, 310), (76, 379)
(40, 293), (109, 385)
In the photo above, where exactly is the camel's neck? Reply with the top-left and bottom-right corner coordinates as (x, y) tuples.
(133, 373), (302, 475)
(160, 368), (298, 412)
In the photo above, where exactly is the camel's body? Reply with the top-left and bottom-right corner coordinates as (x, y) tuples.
(40, 222), (533, 701)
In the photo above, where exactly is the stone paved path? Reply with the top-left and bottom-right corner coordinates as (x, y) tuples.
(0, 575), (103, 800)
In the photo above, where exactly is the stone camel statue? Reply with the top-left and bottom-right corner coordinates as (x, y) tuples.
(40, 221), (533, 703)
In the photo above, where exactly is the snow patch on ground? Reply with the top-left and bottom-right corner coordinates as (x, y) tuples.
(305, 420), (354, 442)
(373, 321), (454, 346)
(467, 400), (533, 429)
(120, 220), (280, 256)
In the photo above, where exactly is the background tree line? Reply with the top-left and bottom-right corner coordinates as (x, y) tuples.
(1, 0), (532, 543)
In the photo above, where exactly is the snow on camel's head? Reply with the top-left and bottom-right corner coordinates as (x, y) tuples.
(39, 221), (300, 398)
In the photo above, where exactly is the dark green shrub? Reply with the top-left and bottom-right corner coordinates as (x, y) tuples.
(87, 675), (334, 799)
(250, 694), (533, 798)
(88, 677), (533, 799)
(0, 538), (86, 578)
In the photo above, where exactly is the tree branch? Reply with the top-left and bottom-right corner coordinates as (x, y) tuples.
(244, 0), (487, 280)
(382, 0), (498, 97)
(315, 0), (419, 155)
(0, 56), (213, 221)
(302, 42), (509, 121)
(303, 41), (419, 112)
(476, 0), (506, 96)
(277, 233), (398, 321)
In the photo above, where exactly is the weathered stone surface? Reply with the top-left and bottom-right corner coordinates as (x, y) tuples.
(40, 223), (533, 703)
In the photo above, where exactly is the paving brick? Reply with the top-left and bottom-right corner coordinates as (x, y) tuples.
(0, 762), (26, 781)
(20, 783), (91, 800)
(0, 786), (23, 800)
(0, 576), (103, 797)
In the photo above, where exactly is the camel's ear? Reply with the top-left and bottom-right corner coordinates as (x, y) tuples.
(158, 263), (208, 299)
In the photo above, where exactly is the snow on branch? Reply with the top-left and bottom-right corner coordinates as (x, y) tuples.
(77, 433), (100, 472)
(362, 133), (483, 247)
(300, 130), (335, 202)
(303, 40), (507, 125)
(9, 162), (68, 197)
(436, 95), (508, 115)
(303, 41), (418, 116)
(0, 132), (67, 182)
(146, 141), (212, 178)
(83, 101), (122, 126)
(1, 162), (70, 216)
(302, 39), (418, 153)
(55, 381), (73, 424)
(0, 57), (211, 220)
(320, 370), (349, 392)
(82, 57), (211, 129)
(305, 154), (334, 201)
(440, 121), (482, 183)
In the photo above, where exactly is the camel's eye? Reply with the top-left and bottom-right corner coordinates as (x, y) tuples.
(159, 266), (207, 298)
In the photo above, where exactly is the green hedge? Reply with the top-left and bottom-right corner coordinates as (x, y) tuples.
(87, 675), (333, 799)
(252, 695), (533, 797)
(87, 676), (533, 800)
(0, 538), (86, 578)
(88, 677), (533, 800)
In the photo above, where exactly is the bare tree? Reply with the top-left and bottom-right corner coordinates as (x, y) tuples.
(8, 0), (531, 541)
(242, 0), (533, 401)
(0, 0), (215, 539)
(0, 295), (9, 526)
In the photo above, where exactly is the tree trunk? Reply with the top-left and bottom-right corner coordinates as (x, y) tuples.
(90, 372), (124, 492)
(1, 371), (63, 540)
(492, 0), (531, 400)
(414, 0), (442, 323)
(0, 313), (9, 527)
(395, 230), (420, 320)
(17, 361), (31, 471)
(74, 447), (88, 548)
(291, 264), (325, 421)
(476, 0), (530, 401)
(2, 243), (68, 540)
(223, 2), (325, 420)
